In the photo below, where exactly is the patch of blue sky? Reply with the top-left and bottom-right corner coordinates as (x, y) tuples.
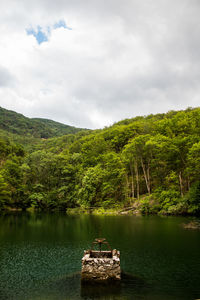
(54, 20), (72, 30)
(26, 26), (48, 44)
(26, 20), (72, 45)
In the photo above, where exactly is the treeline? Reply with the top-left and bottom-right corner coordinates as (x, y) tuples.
(0, 106), (84, 138)
(0, 107), (200, 215)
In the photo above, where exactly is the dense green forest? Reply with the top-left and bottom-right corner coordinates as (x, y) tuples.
(0, 106), (200, 215)
(0, 107), (84, 138)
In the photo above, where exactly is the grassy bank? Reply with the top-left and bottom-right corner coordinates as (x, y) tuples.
(66, 207), (123, 216)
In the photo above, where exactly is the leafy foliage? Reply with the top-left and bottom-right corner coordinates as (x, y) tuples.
(0, 106), (85, 138)
(1, 106), (200, 215)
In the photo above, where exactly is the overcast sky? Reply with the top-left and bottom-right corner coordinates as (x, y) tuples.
(0, 0), (199, 129)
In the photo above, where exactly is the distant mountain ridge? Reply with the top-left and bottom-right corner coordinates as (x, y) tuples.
(0, 106), (85, 138)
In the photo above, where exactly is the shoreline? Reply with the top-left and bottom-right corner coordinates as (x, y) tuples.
(2, 204), (200, 217)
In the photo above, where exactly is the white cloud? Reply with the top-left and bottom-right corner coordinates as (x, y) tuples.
(0, 0), (199, 128)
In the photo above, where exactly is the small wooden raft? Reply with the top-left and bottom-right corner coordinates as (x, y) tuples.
(81, 238), (121, 283)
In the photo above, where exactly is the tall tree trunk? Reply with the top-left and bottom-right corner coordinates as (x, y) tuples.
(130, 163), (135, 198)
(179, 171), (184, 197)
(125, 172), (129, 200)
(147, 160), (151, 193)
(141, 158), (150, 195)
(134, 161), (140, 200)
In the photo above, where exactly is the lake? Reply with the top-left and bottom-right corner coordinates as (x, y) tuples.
(0, 213), (199, 300)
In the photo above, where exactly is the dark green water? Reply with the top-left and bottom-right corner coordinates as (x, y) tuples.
(0, 213), (200, 300)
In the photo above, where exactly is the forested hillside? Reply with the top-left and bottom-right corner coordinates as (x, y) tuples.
(0, 107), (200, 215)
(0, 107), (84, 138)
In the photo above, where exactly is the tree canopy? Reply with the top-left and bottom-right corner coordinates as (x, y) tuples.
(0, 107), (200, 215)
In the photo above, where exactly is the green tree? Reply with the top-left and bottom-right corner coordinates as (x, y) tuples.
(0, 174), (11, 209)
